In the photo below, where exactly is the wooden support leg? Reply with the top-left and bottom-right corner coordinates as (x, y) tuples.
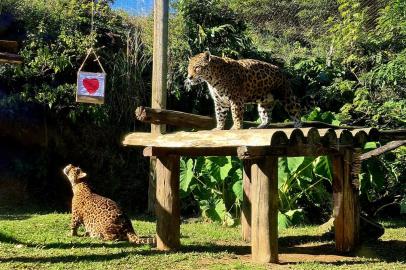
(332, 150), (360, 253)
(251, 156), (279, 263)
(155, 155), (180, 250)
(241, 160), (252, 242)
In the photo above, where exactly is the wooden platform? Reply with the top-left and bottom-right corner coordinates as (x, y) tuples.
(123, 127), (378, 150)
(123, 127), (384, 263)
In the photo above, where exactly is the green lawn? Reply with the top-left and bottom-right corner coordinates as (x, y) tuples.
(0, 209), (405, 269)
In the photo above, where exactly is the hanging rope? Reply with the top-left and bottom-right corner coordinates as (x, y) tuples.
(78, 0), (106, 74)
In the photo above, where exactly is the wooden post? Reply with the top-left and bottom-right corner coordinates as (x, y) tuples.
(148, 0), (170, 214)
(332, 150), (360, 252)
(251, 156), (279, 263)
(241, 160), (252, 242)
(155, 155), (180, 250)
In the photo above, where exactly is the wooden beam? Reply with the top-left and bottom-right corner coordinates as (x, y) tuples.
(123, 128), (377, 149)
(151, 0), (169, 135)
(379, 129), (406, 142)
(360, 140), (406, 161)
(155, 155), (180, 250)
(332, 150), (359, 252)
(148, 0), (170, 214)
(136, 106), (216, 129)
(143, 146), (237, 157)
(0, 40), (19, 53)
(134, 106), (372, 130)
(251, 156), (278, 263)
(241, 160), (252, 242)
(0, 52), (22, 64)
(237, 145), (341, 159)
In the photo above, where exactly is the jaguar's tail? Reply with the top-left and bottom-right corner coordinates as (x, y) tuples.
(127, 232), (156, 247)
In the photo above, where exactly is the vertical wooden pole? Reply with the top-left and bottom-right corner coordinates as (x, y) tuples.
(241, 160), (252, 242)
(251, 156), (279, 263)
(155, 155), (180, 250)
(148, 0), (170, 213)
(332, 150), (359, 252)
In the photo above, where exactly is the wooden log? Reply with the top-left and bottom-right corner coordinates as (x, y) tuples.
(241, 160), (252, 242)
(143, 146), (237, 157)
(155, 155), (180, 250)
(360, 140), (406, 160)
(0, 52), (22, 64)
(237, 145), (339, 159)
(123, 128), (377, 149)
(148, 0), (170, 214)
(332, 150), (359, 252)
(251, 156), (278, 263)
(134, 106), (371, 130)
(0, 40), (19, 53)
(379, 129), (406, 142)
(136, 106), (216, 129)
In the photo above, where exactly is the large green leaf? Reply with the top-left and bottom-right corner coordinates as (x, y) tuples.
(179, 158), (194, 194)
(288, 156), (305, 173)
(313, 156), (332, 182)
(278, 157), (290, 188)
(232, 179), (243, 202)
(204, 156), (229, 182)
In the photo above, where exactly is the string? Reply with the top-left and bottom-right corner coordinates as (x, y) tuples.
(91, 0), (94, 41)
(78, 0), (106, 74)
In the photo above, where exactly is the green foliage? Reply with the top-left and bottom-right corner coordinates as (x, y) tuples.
(180, 156), (242, 226)
(0, 0), (152, 211)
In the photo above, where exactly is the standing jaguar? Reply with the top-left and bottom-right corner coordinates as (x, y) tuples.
(186, 51), (302, 130)
(63, 164), (155, 246)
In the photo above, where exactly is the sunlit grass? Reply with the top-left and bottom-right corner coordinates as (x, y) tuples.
(0, 209), (404, 270)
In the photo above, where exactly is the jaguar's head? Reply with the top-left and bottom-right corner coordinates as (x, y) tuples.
(63, 164), (87, 186)
(185, 51), (212, 87)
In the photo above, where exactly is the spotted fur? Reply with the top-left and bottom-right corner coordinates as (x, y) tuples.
(186, 51), (302, 129)
(63, 164), (155, 246)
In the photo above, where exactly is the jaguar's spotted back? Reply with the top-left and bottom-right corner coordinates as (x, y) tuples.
(63, 164), (156, 246)
(186, 51), (302, 130)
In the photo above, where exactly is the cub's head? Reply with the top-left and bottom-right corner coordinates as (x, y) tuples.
(63, 164), (87, 186)
(186, 51), (212, 86)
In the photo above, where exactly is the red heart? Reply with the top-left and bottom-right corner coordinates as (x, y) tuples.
(83, 78), (99, 94)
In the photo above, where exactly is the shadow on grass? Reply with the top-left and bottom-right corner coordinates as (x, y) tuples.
(0, 250), (159, 264)
(0, 206), (55, 221)
(0, 232), (156, 250)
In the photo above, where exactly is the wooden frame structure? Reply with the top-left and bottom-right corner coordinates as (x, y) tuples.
(123, 128), (383, 262)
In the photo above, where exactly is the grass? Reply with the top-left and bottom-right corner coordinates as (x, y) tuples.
(0, 208), (405, 269)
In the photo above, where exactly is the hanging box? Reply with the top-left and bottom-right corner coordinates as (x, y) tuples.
(76, 71), (106, 104)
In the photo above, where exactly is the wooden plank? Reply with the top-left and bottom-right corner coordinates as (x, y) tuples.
(241, 160), (252, 242)
(237, 145), (341, 159)
(143, 146), (237, 157)
(155, 155), (180, 250)
(379, 129), (406, 142)
(332, 150), (359, 252)
(0, 40), (19, 53)
(123, 128), (376, 148)
(136, 106), (216, 129)
(251, 156), (278, 263)
(0, 52), (22, 64)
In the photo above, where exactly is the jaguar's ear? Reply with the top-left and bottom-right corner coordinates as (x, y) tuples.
(77, 170), (87, 179)
(204, 50), (211, 62)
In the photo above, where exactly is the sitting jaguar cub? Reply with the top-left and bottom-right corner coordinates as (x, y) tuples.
(186, 51), (302, 129)
(63, 164), (155, 246)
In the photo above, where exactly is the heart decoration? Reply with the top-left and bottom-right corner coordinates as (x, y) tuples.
(83, 78), (100, 94)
